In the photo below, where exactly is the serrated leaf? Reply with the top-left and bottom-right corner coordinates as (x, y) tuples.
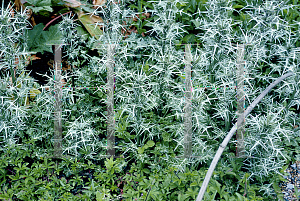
(26, 23), (63, 54)
(44, 24), (64, 45)
(80, 4), (98, 13)
(30, 46), (52, 54)
(26, 23), (45, 50)
(183, 34), (195, 43)
(178, 193), (189, 201)
(28, 7), (44, 13)
(104, 157), (114, 170)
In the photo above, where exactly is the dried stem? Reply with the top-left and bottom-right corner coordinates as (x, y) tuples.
(184, 44), (192, 159)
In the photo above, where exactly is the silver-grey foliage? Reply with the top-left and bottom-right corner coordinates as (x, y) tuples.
(193, 0), (300, 197)
(0, 0), (299, 199)
(197, 71), (295, 201)
(0, 2), (33, 149)
(53, 0), (300, 180)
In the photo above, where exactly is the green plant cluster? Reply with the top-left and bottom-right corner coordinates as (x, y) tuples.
(0, 144), (279, 200)
(0, 0), (300, 200)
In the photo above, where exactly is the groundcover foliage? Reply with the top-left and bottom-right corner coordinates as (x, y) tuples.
(0, 0), (300, 200)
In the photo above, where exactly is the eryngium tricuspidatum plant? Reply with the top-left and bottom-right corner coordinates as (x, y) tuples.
(192, 0), (300, 197)
(1, 2), (299, 199)
(91, 0), (201, 171)
(0, 2), (34, 150)
(80, 0), (300, 181)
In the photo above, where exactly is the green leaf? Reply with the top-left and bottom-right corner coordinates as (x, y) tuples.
(77, 11), (103, 40)
(26, 23), (48, 53)
(138, 28), (147, 34)
(0, 194), (11, 199)
(80, 4), (97, 13)
(104, 157), (115, 171)
(45, 24), (64, 45)
(177, 2), (187, 7)
(273, 181), (284, 200)
(96, 191), (105, 201)
(75, 26), (89, 41)
(235, 192), (244, 200)
(178, 193), (189, 201)
(36, 0), (51, 7)
(150, 189), (161, 199)
(182, 34), (195, 43)
(142, 168), (150, 174)
(240, 13), (249, 21)
(233, 5), (244, 9)
(294, 186), (300, 198)
(41, 6), (53, 12)
(146, 140), (155, 147)
(29, 88), (41, 99)
(191, 19), (200, 27)
(225, 171), (237, 177)
(178, 74), (185, 79)
(26, 23), (64, 54)
(28, 6), (49, 13)
(129, 5), (138, 10)
(26, 0), (53, 13)
(138, 147), (144, 154)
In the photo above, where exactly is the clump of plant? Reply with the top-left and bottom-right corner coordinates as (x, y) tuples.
(190, 0), (300, 199)
(0, 1), (36, 150)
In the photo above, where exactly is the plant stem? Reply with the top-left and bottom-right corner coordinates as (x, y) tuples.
(236, 44), (246, 158)
(53, 45), (63, 159)
(107, 44), (116, 158)
(43, 11), (72, 31)
(184, 44), (192, 159)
